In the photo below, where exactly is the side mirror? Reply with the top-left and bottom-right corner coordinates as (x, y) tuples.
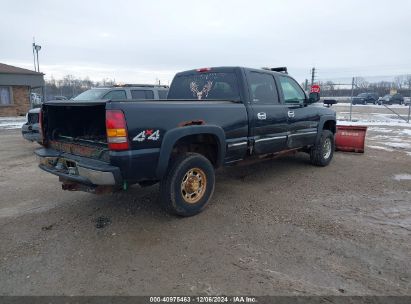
(308, 92), (320, 103)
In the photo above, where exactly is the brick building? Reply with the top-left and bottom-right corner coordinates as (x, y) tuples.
(0, 63), (44, 117)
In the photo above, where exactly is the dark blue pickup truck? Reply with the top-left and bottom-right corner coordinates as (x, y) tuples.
(36, 67), (336, 216)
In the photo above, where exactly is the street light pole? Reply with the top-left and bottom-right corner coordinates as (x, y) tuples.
(408, 86), (411, 123)
(34, 45), (41, 72)
(32, 38), (36, 72)
(32, 38), (41, 72)
(350, 77), (355, 121)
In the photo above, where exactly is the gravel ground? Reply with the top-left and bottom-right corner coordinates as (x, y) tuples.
(0, 106), (410, 296)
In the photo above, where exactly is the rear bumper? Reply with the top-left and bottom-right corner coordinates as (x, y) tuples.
(35, 148), (123, 186)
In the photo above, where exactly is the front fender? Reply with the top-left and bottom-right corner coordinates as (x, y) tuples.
(155, 125), (226, 179)
(316, 116), (336, 144)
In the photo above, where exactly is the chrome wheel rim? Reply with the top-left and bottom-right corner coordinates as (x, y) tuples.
(180, 168), (207, 204)
(323, 138), (332, 159)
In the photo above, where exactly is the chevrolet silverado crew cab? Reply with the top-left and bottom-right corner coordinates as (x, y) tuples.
(35, 67), (336, 216)
(22, 84), (169, 143)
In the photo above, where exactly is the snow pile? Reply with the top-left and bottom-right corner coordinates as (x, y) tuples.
(334, 103), (407, 109)
(393, 174), (411, 181)
(337, 113), (410, 127)
(0, 117), (26, 130)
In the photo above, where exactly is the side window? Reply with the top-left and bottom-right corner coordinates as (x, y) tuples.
(131, 90), (154, 99)
(103, 90), (127, 100)
(278, 76), (306, 104)
(158, 90), (168, 99)
(248, 72), (279, 104)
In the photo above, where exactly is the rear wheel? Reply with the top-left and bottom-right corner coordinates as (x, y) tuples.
(310, 130), (335, 167)
(159, 153), (215, 216)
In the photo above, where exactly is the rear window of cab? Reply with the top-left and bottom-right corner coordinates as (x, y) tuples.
(168, 72), (240, 101)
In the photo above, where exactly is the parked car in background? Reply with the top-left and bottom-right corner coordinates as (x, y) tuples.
(352, 92), (379, 105)
(72, 84), (169, 101)
(22, 108), (42, 143)
(377, 93), (405, 105)
(53, 95), (68, 100)
(22, 84), (169, 143)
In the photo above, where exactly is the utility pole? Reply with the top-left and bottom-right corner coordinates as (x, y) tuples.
(36, 48), (40, 72)
(350, 77), (355, 121)
(304, 79), (308, 91)
(32, 38), (42, 72)
(408, 85), (411, 123)
(32, 37), (36, 71)
(311, 67), (316, 86)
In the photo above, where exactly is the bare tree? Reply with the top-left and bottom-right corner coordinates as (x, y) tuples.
(355, 77), (369, 89)
(394, 75), (405, 89)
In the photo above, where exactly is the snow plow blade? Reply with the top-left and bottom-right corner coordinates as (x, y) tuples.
(335, 125), (367, 153)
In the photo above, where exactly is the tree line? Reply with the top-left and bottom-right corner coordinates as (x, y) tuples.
(43, 73), (411, 100)
(44, 75), (116, 100)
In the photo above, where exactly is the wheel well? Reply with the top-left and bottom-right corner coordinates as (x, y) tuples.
(323, 120), (336, 134)
(172, 134), (220, 167)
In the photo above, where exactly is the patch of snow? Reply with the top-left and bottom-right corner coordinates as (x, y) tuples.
(0, 117), (26, 130)
(384, 142), (411, 149)
(399, 129), (411, 136)
(337, 119), (411, 127)
(367, 145), (394, 152)
(369, 135), (404, 142)
(367, 127), (393, 133)
(393, 174), (411, 181)
(333, 103), (407, 109)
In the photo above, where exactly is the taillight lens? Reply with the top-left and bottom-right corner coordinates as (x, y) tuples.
(106, 110), (130, 151)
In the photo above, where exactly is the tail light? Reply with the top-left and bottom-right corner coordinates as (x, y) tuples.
(106, 110), (130, 151)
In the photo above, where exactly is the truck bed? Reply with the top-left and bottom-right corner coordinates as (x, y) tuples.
(43, 101), (109, 161)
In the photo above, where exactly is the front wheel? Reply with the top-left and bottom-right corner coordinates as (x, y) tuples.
(310, 130), (335, 167)
(160, 153), (215, 216)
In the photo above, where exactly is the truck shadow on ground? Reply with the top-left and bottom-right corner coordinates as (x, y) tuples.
(79, 152), (317, 224)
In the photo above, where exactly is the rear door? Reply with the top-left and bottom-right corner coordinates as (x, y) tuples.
(276, 75), (318, 148)
(247, 71), (289, 155)
(103, 89), (127, 100)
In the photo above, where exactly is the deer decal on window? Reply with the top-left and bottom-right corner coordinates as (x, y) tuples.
(190, 81), (213, 100)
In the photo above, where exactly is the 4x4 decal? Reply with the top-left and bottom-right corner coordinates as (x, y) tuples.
(132, 130), (160, 142)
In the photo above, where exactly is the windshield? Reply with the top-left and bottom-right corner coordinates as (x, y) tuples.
(73, 89), (109, 100)
(168, 72), (240, 101)
(357, 93), (368, 97)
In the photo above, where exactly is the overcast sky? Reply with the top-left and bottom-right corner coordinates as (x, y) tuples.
(2, 0), (411, 84)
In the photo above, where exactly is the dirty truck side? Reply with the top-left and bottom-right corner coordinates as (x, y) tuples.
(35, 67), (336, 216)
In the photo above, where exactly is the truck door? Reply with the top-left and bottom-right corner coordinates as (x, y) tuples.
(276, 75), (319, 149)
(247, 71), (289, 155)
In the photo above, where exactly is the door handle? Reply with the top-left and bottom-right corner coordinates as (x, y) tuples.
(257, 112), (266, 120)
(288, 111), (295, 118)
